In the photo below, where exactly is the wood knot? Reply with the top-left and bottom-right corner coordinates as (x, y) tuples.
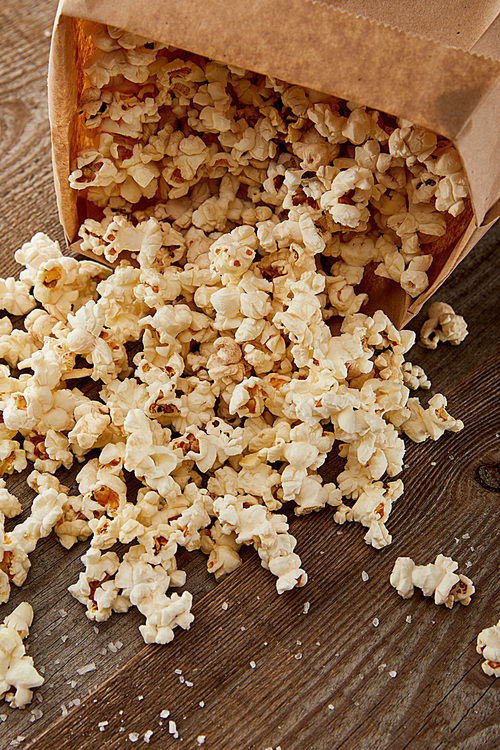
(475, 464), (500, 491)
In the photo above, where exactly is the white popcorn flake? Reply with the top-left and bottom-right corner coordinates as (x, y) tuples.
(477, 617), (500, 677)
(361, 570), (369, 582)
(76, 662), (96, 675)
(372, 618), (380, 627)
(390, 554), (474, 607)
(466, 561), (472, 568)
(249, 660), (257, 669)
(389, 670), (397, 678)
(196, 737), (206, 745)
(0, 714), (7, 721)
(129, 732), (139, 742)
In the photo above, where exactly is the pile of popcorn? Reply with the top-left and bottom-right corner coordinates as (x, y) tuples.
(0, 21), (483, 674)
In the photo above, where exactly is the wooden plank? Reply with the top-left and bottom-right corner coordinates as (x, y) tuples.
(0, 1), (499, 748)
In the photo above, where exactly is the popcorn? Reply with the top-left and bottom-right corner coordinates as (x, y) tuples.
(0, 23), (472, 654)
(477, 618), (500, 677)
(390, 554), (475, 608)
(0, 602), (44, 708)
(420, 302), (469, 349)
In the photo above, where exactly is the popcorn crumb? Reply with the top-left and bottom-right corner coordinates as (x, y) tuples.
(61, 704), (68, 717)
(361, 570), (369, 582)
(372, 618), (380, 627)
(302, 601), (311, 614)
(199, 701), (205, 708)
(406, 615), (412, 624)
(196, 737), (206, 746)
(221, 602), (228, 611)
(250, 661), (257, 669)
(185, 681), (194, 688)
(129, 732), (139, 742)
(144, 730), (153, 743)
(378, 663), (387, 672)
(59, 609), (67, 618)
(328, 704), (334, 710)
(160, 710), (170, 719)
(61, 635), (69, 643)
(389, 670), (397, 678)
(462, 533), (470, 540)
(295, 652), (303, 660)
(168, 720), (178, 738)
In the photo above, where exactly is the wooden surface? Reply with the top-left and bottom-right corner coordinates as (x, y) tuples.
(0, 1), (499, 748)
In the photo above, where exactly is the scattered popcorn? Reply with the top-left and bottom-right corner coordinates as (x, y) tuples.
(0, 602), (43, 708)
(0, 22), (472, 683)
(390, 554), (475, 608)
(420, 302), (468, 349)
(477, 617), (500, 677)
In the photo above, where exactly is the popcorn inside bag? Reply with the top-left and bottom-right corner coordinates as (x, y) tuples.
(0, 22), (469, 650)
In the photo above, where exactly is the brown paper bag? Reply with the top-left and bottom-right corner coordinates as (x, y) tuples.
(47, 0), (500, 327)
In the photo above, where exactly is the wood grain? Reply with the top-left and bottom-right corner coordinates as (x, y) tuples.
(0, 2), (499, 749)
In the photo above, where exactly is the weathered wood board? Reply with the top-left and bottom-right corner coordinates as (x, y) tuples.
(0, 1), (499, 748)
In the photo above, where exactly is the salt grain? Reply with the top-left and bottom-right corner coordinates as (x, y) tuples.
(196, 737), (206, 745)
(221, 602), (228, 611)
(199, 701), (205, 708)
(361, 570), (369, 582)
(76, 662), (96, 675)
(372, 618), (380, 627)
(328, 704), (334, 710)
(59, 609), (67, 618)
(303, 601), (310, 614)
(295, 653), (303, 660)
(378, 663), (387, 672)
(61, 704), (68, 717)
(144, 730), (153, 743)
(61, 635), (69, 643)
(462, 533), (470, 540)
(129, 732), (139, 742)
(174, 669), (182, 675)
(406, 615), (412, 624)
(185, 681), (194, 688)
(389, 670), (397, 678)
(160, 710), (170, 719)
(0, 715), (7, 722)
(108, 642), (118, 653)
(250, 661), (256, 669)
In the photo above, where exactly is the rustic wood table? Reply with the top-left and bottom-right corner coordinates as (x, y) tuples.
(1, 1), (499, 748)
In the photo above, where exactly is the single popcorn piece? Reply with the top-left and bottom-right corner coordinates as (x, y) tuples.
(420, 302), (469, 349)
(0, 602), (44, 708)
(477, 617), (500, 677)
(390, 554), (475, 608)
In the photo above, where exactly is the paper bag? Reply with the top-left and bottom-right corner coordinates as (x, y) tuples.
(47, 0), (500, 327)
